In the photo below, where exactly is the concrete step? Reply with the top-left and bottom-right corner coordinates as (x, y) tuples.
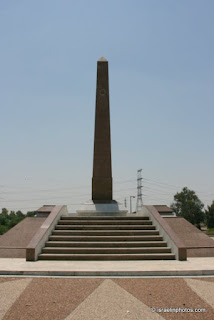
(52, 230), (159, 236)
(49, 235), (164, 241)
(39, 253), (175, 260)
(42, 247), (172, 254)
(55, 225), (156, 230)
(58, 220), (153, 225)
(45, 241), (168, 247)
(40, 214), (176, 261)
(61, 216), (150, 220)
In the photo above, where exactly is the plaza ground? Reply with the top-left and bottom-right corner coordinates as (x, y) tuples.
(0, 257), (214, 319)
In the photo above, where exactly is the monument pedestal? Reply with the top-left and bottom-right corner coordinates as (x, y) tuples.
(76, 200), (128, 216)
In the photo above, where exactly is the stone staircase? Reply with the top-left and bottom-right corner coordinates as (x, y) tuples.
(39, 216), (175, 260)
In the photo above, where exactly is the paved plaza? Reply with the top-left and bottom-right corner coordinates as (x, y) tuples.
(0, 274), (214, 320)
(0, 257), (214, 319)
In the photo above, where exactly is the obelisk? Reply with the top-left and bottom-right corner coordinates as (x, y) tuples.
(76, 57), (127, 215)
(92, 57), (112, 201)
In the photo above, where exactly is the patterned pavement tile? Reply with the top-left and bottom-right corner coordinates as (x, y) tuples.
(3, 278), (103, 320)
(185, 278), (214, 308)
(0, 278), (31, 320)
(64, 279), (164, 320)
(0, 278), (23, 284)
(1, 277), (214, 320)
(191, 277), (214, 283)
(113, 278), (214, 319)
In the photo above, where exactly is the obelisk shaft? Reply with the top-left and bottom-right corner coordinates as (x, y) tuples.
(92, 57), (112, 201)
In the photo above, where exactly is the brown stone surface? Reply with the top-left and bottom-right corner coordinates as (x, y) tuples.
(0, 248), (26, 258)
(37, 205), (55, 213)
(146, 206), (187, 260)
(3, 278), (102, 320)
(0, 217), (45, 258)
(154, 205), (173, 213)
(185, 278), (214, 309)
(92, 57), (112, 201)
(187, 247), (214, 257)
(164, 217), (214, 248)
(1, 277), (214, 320)
(114, 278), (214, 319)
(0, 278), (32, 319)
(0, 277), (23, 283)
(26, 205), (66, 261)
(192, 278), (214, 283)
(64, 279), (164, 320)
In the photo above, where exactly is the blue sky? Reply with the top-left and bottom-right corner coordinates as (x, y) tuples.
(1, 0), (214, 213)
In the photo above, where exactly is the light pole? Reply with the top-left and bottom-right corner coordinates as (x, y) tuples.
(130, 196), (135, 214)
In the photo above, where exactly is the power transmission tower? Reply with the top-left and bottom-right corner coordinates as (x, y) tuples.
(136, 169), (143, 212)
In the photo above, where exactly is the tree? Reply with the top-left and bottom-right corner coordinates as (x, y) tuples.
(0, 214), (7, 226)
(16, 210), (25, 219)
(171, 187), (204, 229)
(9, 211), (16, 220)
(205, 201), (214, 229)
(0, 224), (7, 235)
(26, 211), (37, 217)
(1, 208), (8, 216)
(0, 208), (26, 235)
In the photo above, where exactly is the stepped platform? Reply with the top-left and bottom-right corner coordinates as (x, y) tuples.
(0, 205), (214, 276)
(1, 205), (213, 264)
(38, 216), (175, 261)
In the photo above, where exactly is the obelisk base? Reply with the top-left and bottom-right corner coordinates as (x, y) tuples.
(76, 200), (128, 216)
(92, 177), (112, 201)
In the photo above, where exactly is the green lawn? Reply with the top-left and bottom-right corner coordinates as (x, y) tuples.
(206, 228), (214, 235)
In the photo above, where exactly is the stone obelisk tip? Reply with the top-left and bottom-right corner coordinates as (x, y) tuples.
(98, 56), (108, 62)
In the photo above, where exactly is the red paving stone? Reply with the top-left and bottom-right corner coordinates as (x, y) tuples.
(0, 217), (46, 258)
(0, 277), (24, 283)
(3, 278), (103, 320)
(193, 277), (214, 283)
(113, 278), (214, 319)
(1, 277), (214, 320)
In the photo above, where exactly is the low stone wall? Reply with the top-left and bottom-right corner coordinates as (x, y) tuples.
(0, 217), (46, 258)
(187, 247), (214, 257)
(0, 248), (26, 258)
(164, 217), (214, 258)
(140, 206), (187, 261)
(26, 205), (68, 261)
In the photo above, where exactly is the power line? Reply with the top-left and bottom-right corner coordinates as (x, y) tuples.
(143, 186), (175, 196)
(144, 177), (214, 198)
(0, 178), (136, 194)
(144, 178), (182, 189)
(1, 187), (137, 203)
(1, 175), (213, 210)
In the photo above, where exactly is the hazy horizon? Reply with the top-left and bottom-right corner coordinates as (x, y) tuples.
(1, 0), (214, 213)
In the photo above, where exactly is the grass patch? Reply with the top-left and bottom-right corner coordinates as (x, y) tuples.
(206, 228), (214, 235)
